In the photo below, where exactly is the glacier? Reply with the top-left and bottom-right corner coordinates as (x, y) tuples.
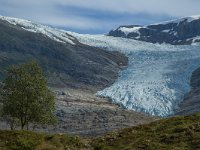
(1, 15), (200, 117)
(69, 33), (200, 117)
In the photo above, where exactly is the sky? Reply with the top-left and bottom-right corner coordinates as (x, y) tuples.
(0, 0), (200, 34)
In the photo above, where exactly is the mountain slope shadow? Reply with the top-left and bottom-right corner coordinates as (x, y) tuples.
(0, 19), (127, 90)
(176, 66), (200, 115)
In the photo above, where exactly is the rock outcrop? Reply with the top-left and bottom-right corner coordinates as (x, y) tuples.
(176, 67), (200, 115)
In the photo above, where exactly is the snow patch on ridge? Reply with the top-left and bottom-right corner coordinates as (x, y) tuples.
(119, 26), (142, 36)
(69, 33), (200, 117)
(0, 15), (76, 45)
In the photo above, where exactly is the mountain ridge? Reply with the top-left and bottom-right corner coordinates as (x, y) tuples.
(108, 15), (200, 45)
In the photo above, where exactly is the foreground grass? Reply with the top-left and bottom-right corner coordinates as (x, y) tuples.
(0, 130), (90, 150)
(92, 113), (200, 150)
(0, 113), (200, 150)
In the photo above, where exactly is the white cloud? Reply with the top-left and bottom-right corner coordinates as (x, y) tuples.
(0, 0), (200, 32)
(16, 0), (199, 17)
(57, 0), (200, 16)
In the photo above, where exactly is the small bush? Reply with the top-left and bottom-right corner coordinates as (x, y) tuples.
(93, 143), (105, 150)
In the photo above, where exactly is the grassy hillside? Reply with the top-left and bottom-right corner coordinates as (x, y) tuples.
(0, 130), (91, 150)
(0, 113), (200, 150)
(92, 113), (200, 150)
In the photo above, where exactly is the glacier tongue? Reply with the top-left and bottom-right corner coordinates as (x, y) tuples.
(69, 33), (200, 117)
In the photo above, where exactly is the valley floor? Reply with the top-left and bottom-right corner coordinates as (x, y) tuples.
(0, 88), (156, 136)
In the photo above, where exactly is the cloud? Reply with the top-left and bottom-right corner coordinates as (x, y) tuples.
(57, 0), (200, 16)
(0, 0), (200, 33)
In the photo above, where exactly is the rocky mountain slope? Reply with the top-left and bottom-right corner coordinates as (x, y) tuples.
(0, 16), (127, 90)
(109, 15), (200, 45)
(176, 66), (200, 115)
(0, 16), (156, 135)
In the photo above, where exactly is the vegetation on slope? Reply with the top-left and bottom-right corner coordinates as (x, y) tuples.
(0, 130), (89, 150)
(0, 113), (200, 149)
(1, 60), (56, 130)
(92, 113), (200, 150)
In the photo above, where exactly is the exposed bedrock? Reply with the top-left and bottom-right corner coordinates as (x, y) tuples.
(176, 66), (200, 115)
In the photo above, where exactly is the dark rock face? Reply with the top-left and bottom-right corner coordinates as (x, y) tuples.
(108, 17), (200, 45)
(0, 20), (128, 90)
(176, 67), (200, 115)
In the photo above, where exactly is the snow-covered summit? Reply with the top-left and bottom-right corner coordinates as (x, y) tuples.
(0, 15), (76, 45)
(109, 15), (200, 45)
